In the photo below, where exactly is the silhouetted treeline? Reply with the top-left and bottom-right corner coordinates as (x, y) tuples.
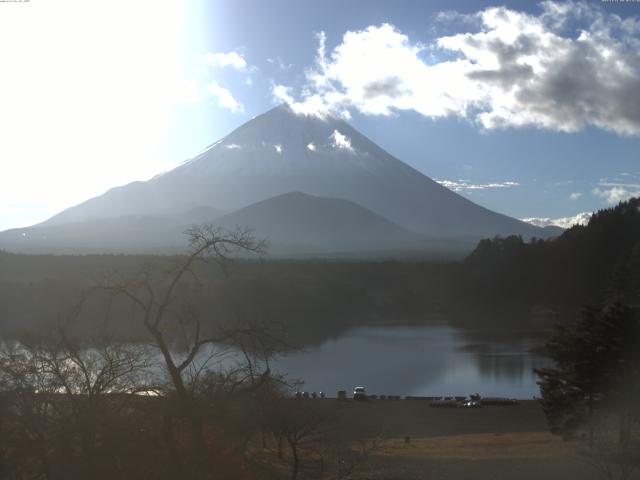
(458, 198), (640, 309)
(0, 254), (456, 345)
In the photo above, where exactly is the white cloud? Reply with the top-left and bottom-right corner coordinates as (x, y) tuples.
(204, 51), (247, 70)
(307, 142), (316, 151)
(208, 81), (244, 113)
(274, 144), (283, 154)
(273, 84), (295, 105)
(592, 174), (640, 204)
(522, 212), (592, 229)
(272, 84), (335, 117)
(569, 192), (582, 200)
(436, 179), (520, 192)
(267, 56), (292, 71)
(593, 186), (640, 204)
(202, 51), (256, 94)
(276, 3), (640, 135)
(225, 143), (242, 150)
(330, 130), (354, 151)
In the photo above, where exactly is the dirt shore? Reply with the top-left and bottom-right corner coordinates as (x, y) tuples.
(330, 399), (549, 439)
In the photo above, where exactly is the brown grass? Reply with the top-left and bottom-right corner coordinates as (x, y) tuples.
(376, 431), (577, 461)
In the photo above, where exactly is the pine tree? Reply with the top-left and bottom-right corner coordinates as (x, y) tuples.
(535, 302), (640, 443)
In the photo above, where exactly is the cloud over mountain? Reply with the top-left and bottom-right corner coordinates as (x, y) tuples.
(522, 211), (592, 229)
(435, 179), (520, 193)
(275, 1), (640, 135)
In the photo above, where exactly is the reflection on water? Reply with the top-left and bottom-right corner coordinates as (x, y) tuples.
(271, 325), (552, 399)
(1, 324), (551, 399)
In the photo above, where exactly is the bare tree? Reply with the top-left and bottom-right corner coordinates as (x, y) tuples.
(84, 225), (274, 479)
(0, 330), (152, 479)
(0, 341), (56, 479)
(36, 334), (151, 477)
(263, 397), (335, 480)
(316, 433), (383, 480)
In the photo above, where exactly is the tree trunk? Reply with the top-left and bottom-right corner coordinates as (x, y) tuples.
(152, 328), (208, 478)
(36, 431), (52, 480)
(187, 410), (208, 479)
(162, 413), (184, 479)
(277, 434), (283, 460)
(80, 406), (98, 479)
(80, 428), (97, 479)
(618, 411), (631, 448)
(588, 394), (594, 446)
(290, 441), (299, 480)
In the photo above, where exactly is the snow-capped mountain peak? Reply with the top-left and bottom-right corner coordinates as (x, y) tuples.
(32, 104), (546, 242)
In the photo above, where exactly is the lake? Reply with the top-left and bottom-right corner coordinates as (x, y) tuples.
(270, 324), (551, 399)
(1, 323), (551, 400)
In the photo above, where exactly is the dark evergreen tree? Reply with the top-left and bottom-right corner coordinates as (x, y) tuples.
(536, 302), (640, 444)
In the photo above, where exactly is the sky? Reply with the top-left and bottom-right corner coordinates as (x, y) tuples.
(1, 0), (639, 231)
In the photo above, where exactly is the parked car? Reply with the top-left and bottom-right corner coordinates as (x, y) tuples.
(353, 386), (366, 400)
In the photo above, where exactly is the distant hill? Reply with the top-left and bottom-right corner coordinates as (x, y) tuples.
(459, 198), (640, 308)
(214, 192), (474, 256)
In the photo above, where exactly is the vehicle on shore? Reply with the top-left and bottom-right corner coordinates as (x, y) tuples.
(353, 386), (367, 400)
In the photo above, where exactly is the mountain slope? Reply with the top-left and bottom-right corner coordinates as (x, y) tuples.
(38, 105), (546, 241)
(214, 192), (429, 254)
(0, 206), (224, 254)
(0, 215), (187, 254)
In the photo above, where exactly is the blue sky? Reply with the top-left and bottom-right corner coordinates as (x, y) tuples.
(1, 0), (639, 230)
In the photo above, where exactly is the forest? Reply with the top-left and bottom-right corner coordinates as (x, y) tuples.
(458, 198), (640, 309)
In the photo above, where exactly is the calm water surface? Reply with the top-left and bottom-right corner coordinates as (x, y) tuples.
(270, 325), (551, 399)
(2, 324), (550, 400)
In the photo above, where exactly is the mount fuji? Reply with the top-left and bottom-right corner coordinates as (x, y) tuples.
(0, 105), (556, 256)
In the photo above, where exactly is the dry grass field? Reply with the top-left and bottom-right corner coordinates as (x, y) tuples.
(364, 431), (594, 480)
(257, 400), (639, 480)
